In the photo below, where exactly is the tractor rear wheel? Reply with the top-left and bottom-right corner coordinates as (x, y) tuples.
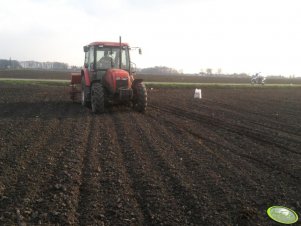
(133, 82), (147, 113)
(81, 77), (90, 107)
(91, 82), (105, 113)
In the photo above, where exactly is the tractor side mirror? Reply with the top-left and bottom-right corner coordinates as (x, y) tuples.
(131, 62), (137, 74)
(90, 63), (95, 71)
(139, 48), (142, 55)
(83, 46), (88, 52)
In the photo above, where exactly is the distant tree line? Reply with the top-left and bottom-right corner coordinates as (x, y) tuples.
(0, 59), (22, 69)
(52, 62), (68, 70)
(0, 59), (69, 70)
(139, 66), (180, 75)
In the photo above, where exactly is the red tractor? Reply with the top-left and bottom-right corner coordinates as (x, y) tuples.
(70, 38), (147, 113)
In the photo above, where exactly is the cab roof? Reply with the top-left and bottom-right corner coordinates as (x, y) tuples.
(88, 41), (129, 47)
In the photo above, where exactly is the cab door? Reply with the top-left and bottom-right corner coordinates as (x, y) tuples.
(83, 46), (94, 86)
(87, 46), (95, 83)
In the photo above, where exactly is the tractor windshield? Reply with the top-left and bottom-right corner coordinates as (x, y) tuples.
(96, 46), (130, 71)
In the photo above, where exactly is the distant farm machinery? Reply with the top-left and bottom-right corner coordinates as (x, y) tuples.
(251, 72), (265, 85)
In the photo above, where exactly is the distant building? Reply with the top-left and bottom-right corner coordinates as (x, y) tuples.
(19, 61), (68, 70)
(0, 59), (22, 69)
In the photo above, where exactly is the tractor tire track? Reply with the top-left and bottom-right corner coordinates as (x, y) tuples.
(76, 115), (107, 226)
(76, 114), (143, 225)
(109, 112), (185, 225)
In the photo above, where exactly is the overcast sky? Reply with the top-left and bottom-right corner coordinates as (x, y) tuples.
(1, 0), (300, 76)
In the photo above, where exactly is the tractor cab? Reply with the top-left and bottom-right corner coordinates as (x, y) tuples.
(84, 42), (131, 73)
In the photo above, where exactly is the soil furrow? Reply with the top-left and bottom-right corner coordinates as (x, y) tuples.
(0, 118), (75, 225)
(143, 110), (267, 224)
(21, 117), (92, 225)
(79, 114), (145, 226)
(111, 112), (197, 225)
(149, 104), (301, 156)
(148, 105), (300, 181)
(76, 115), (107, 226)
(128, 112), (215, 225)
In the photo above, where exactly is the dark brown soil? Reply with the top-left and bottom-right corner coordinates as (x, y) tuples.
(0, 82), (300, 225)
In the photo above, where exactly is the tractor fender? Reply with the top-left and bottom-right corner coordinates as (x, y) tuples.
(82, 68), (91, 86)
(132, 79), (144, 89)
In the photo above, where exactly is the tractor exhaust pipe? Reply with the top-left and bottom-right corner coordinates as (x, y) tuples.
(119, 36), (122, 69)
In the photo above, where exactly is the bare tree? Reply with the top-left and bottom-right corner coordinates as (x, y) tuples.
(206, 68), (212, 75)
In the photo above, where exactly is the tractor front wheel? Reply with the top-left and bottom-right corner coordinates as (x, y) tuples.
(133, 82), (147, 113)
(91, 82), (105, 113)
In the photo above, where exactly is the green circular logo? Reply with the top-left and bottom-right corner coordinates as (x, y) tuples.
(267, 206), (298, 224)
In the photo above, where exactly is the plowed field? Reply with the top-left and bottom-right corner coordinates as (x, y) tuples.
(0, 82), (300, 226)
